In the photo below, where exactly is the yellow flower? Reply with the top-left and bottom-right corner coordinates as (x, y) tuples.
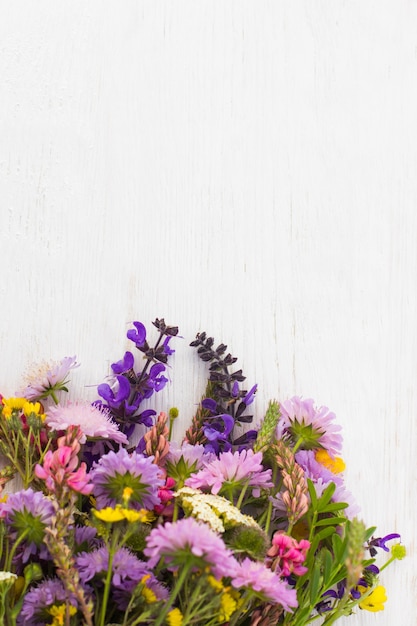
(315, 449), (346, 474)
(93, 505), (154, 524)
(93, 507), (126, 523)
(141, 575), (157, 603)
(1, 397), (27, 418)
(219, 591), (237, 622)
(207, 574), (224, 592)
(48, 604), (77, 625)
(358, 585), (387, 612)
(167, 607), (183, 626)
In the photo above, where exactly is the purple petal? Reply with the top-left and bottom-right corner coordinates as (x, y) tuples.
(127, 322), (147, 347)
(111, 351), (134, 374)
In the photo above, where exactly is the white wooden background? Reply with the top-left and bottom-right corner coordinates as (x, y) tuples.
(1, 2), (416, 624)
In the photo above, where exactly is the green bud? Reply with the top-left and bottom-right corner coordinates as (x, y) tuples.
(169, 407), (179, 419)
(391, 544), (406, 560)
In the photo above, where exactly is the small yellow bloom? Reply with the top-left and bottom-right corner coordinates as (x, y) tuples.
(141, 575), (157, 603)
(1, 397), (27, 418)
(358, 585), (387, 612)
(207, 574), (224, 592)
(48, 603), (77, 625)
(219, 591), (237, 622)
(315, 449), (346, 474)
(93, 507), (126, 523)
(167, 607), (183, 626)
(93, 505), (153, 524)
(22, 401), (43, 417)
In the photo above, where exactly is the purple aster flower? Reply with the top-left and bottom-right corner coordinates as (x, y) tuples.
(186, 449), (273, 498)
(127, 321), (147, 347)
(277, 396), (343, 456)
(0, 488), (55, 563)
(75, 545), (168, 609)
(18, 356), (79, 403)
(46, 402), (128, 445)
(230, 557), (298, 611)
(144, 517), (233, 578)
(90, 447), (163, 510)
(17, 578), (78, 626)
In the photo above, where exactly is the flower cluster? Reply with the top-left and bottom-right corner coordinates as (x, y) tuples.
(0, 318), (404, 626)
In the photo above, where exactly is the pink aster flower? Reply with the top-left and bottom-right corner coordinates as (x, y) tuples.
(277, 396), (343, 456)
(144, 517), (233, 577)
(185, 449), (273, 497)
(230, 557), (298, 611)
(18, 356), (79, 403)
(46, 402), (128, 445)
(267, 532), (310, 577)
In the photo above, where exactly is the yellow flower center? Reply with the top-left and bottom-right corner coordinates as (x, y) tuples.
(315, 449), (346, 474)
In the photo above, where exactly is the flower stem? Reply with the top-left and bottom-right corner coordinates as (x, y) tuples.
(153, 563), (192, 626)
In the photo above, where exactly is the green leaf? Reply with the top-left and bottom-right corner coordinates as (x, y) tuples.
(323, 549), (333, 585)
(316, 516), (346, 527)
(309, 561), (322, 605)
(316, 482), (336, 511)
(319, 502), (348, 513)
(307, 478), (318, 508)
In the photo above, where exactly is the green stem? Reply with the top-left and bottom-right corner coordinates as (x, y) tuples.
(98, 529), (120, 626)
(153, 563), (192, 626)
(236, 481), (249, 510)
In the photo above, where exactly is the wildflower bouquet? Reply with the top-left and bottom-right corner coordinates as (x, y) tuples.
(0, 318), (404, 626)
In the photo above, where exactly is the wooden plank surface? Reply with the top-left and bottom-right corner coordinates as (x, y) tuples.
(1, 2), (416, 623)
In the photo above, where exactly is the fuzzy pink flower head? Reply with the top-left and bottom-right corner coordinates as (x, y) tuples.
(268, 532), (310, 578)
(46, 402), (128, 445)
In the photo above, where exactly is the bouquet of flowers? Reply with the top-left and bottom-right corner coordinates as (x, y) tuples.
(0, 318), (405, 626)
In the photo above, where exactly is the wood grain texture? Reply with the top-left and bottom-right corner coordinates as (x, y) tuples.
(1, 2), (416, 623)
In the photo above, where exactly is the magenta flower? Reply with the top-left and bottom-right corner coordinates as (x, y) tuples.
(35, 442), (93, 496)
(90, 448), (163, 510)
(144, 517), (233, 577)
(277, 397), (343, 456)
(267, 532), (310, 577)
(230, 557), (298, 611)
(185, 449), (273, 498)
(46, 402), (128, 445)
